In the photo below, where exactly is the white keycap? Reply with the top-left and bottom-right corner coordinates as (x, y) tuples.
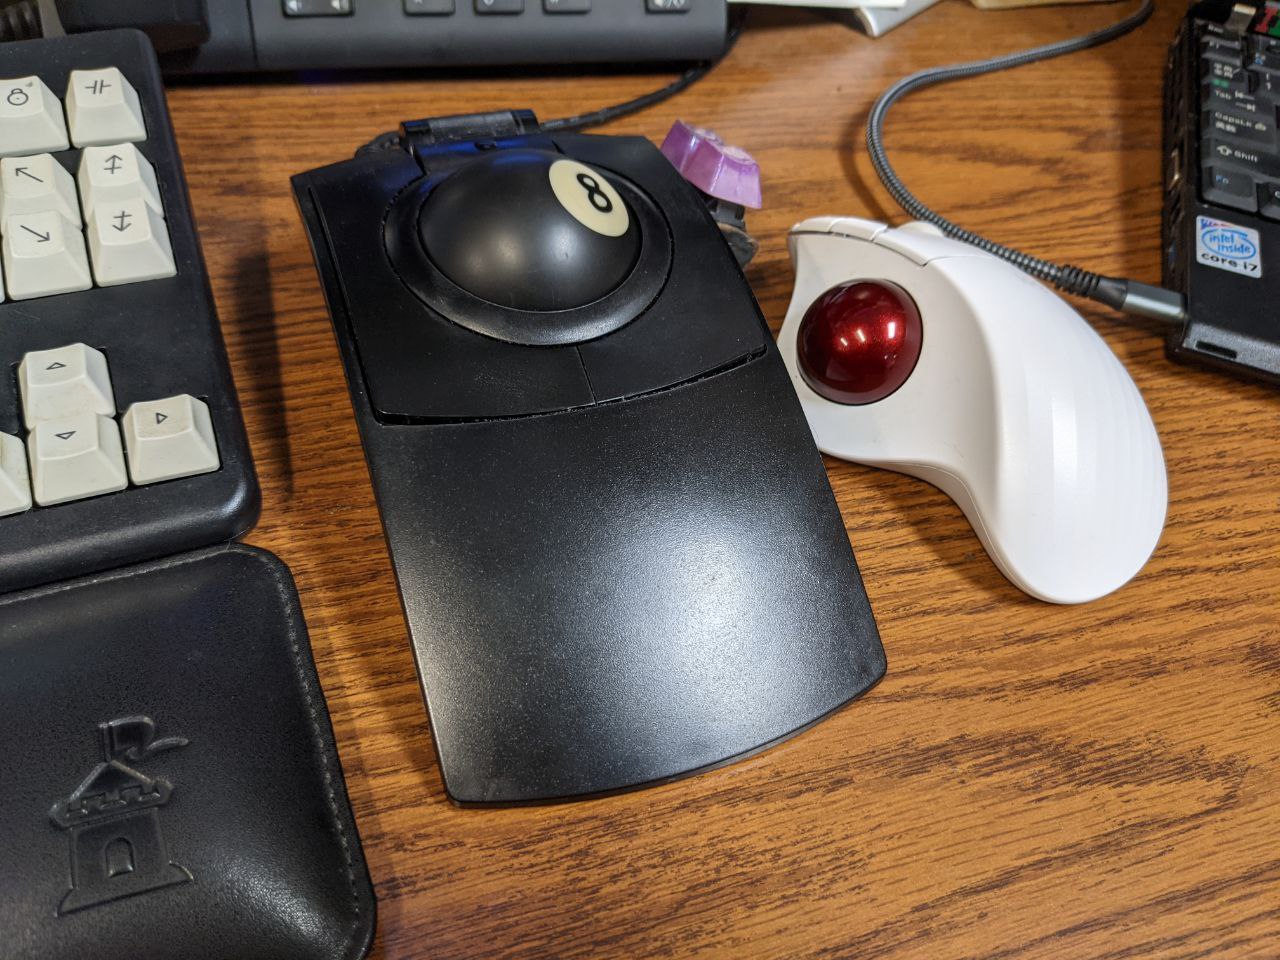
(77, 143), (162, 216)
(122, 395), (220, 485)
(0, 432), (32, 516)
(0, 209), (91, 300)
(1, 211), (91, 301)
(28, 413), (128, 506)
(0, 249), (5, 302)
(0, 154), (82, 227)
(18, 343), (115, 429)
(0, 76), (69, 157)
(66, 68), (145, 147)
(87, 198), (175, 287)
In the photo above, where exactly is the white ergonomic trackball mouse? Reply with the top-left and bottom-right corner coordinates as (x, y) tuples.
(780, 216), (1168, 604)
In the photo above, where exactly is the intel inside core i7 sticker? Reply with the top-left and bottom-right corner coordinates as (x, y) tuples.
(1196, 216), (1262, 279)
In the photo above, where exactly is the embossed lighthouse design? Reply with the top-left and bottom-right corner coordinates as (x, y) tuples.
(49, 716), (192, 915)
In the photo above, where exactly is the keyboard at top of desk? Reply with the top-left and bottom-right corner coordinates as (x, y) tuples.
(0, 30), (258, 594)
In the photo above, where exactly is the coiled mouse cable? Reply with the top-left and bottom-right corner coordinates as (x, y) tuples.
(866, 0), (1185, 323)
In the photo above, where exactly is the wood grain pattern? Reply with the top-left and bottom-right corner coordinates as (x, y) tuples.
(165, 2), (1280, 956)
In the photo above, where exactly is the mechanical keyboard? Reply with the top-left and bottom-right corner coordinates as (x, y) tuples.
(0, 29), (258, 593)
(0, 0), (730, 74)
(1163, 0), (1280, 384)
(164, 0), (729, 74)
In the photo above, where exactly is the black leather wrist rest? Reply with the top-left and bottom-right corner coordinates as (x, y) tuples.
(0, 545), (374, 960)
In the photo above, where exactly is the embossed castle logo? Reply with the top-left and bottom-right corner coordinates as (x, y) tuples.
(49, 716), (193, 915)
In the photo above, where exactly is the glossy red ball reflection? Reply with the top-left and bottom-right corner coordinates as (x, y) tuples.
(796, 280), (923, 405)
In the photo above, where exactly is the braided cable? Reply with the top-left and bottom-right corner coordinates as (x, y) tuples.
(865, 0), (1154, 297)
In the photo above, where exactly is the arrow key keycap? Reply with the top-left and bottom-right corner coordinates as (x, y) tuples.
(122, 395), (220, 484)
(77, 143), (162, 217)
(18, 343), (115, 429)
(0, 154), (82, 228)
(28, 413), (128, 506)
(0, 432), (32, 516)
(87, 198), (175, 287)
(1, 210), (91, 300)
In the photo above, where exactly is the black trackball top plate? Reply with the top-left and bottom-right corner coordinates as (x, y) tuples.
(292, 124), (885, 804)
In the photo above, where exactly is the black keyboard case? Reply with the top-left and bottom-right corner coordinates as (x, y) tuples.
(0, 31), (258, 593)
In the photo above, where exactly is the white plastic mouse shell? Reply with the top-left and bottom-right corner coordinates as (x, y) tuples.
(780, 218), (1168, 604)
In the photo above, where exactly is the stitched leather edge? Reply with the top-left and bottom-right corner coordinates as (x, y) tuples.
(0, 542), (377, 960)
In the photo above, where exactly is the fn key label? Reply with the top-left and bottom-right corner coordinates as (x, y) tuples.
(1196, 216), (1263, 279)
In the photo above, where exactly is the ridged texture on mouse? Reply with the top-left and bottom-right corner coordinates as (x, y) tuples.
(782, 219), (1167, 604)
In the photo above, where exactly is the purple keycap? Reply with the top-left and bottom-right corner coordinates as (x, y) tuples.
(660, 120), (762, 209)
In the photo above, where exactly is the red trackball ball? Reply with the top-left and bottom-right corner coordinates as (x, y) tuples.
(796, 280), (924, 405)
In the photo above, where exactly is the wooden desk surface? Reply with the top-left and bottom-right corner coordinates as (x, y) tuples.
(166, 2), (1280, 956)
